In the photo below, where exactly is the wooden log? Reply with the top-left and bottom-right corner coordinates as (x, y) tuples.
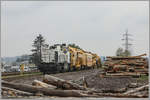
(2, 79), (148, 98)
(43, 75), (110, 94)
(107, 54), (146, 60)
(43, 75), (87, 90)
(77, 91), (148, 98)
(32, 80), (56, 89)
(2, 87), (34, 96)
(93, 93), (148, 98)
(106, 72), (141, 77)
(2, 81), (147, 98)
(113, 65), (128, 72)
(82, 76), (88, 88)
(106, 71), (125, 73)
(2, 81), (89, 97)
(2, 80), (42, 94)
(124, 84), (149, 95)
(128, 83), (139, 88)
(103, 76), (132, 78)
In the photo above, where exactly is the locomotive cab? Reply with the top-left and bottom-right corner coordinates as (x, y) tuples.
(39, 44), (70, 74)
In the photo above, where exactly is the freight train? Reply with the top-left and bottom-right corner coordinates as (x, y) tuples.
(38, 44), (101, 74)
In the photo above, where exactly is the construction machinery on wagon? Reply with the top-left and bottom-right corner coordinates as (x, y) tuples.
(38, 44), (101, 74)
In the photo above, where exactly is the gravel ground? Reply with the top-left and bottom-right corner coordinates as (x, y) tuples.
(3, 68), (148, 90)
(3, 69), (100, 85)
(2, 68), (149, 98)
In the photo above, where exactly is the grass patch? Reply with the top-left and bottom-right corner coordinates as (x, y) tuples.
(137, 75), (149, 81)
(2, 72), (42, 79)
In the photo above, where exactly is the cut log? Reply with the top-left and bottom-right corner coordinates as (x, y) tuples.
(103, 76), (132, 78)
(2, 80), (43, 94)
(82, 76), (88, 88)
(93, 92), (148, 98)
(32, 80), (56, 89)
(43, 75), (87, 90)
(106, 72), (141, 78)
(128, 83), (141, 88)
(107, 53), (147, 60)
(124, 84), (149, 95)
(2, 87), (34, 96)
(2, 81), (88, 97)
(2, 81), (147, 98)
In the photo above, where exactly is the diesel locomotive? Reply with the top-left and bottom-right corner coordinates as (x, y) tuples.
(38, 44), (101, 74)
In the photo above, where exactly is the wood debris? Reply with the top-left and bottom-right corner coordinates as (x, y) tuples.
(1, 74), (149, 98)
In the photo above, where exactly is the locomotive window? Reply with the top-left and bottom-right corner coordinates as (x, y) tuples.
(55, 51), (58, 63)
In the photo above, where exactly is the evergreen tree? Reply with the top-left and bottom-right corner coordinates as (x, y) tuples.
(31, 34), (45, 66)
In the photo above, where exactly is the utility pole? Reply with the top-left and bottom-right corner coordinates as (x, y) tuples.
(122, 29), (133, 56)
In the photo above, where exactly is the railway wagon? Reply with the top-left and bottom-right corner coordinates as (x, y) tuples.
(38, 44), (101, 74)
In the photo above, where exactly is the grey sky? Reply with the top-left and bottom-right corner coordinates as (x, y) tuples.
(1, 1), (149, 57)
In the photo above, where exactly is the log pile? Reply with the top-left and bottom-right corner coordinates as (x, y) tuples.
(104, 54), (148, 76)
(1, 75), (148, 98)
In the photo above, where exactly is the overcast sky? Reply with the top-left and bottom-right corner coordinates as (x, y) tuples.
(1, 1), (149, 57)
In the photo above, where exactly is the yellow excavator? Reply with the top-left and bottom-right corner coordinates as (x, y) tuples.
(68, 46), (102, 70)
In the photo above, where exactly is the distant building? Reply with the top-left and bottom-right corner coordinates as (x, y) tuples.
(20, 63), (38, 72)
(10, 66), (20, 72)
(4, 65), (12, 72)
(2, 59), (38, 72)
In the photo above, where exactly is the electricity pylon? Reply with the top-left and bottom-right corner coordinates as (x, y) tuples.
(121, 29), (133, 56)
